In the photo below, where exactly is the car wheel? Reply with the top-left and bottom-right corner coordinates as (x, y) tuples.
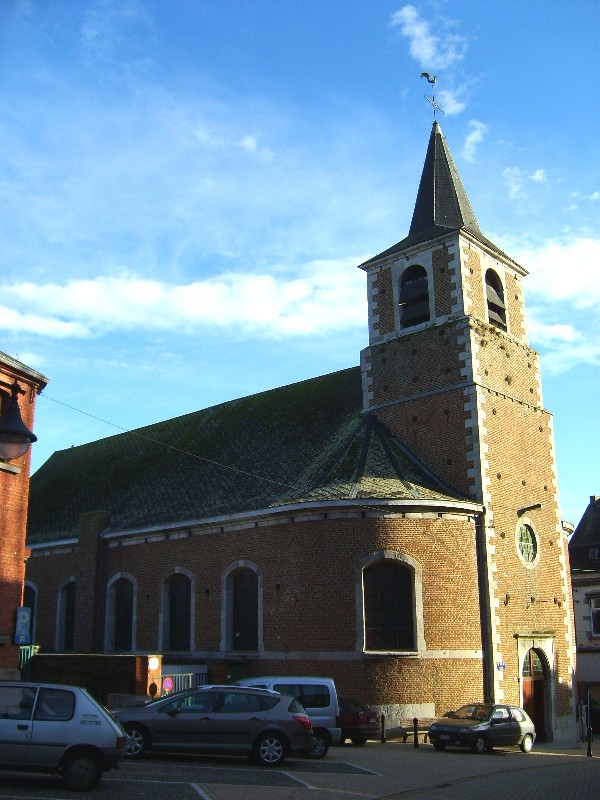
(308, 730), (330, 759)
(253, 733), (286, 767)
(472, 735), (486, 754)
(351, 736), (367, 746)
(124, 724), (149, 758)
(433, 741), (446, 751)
(62, 752), (102, 791)
(520, 733), (534, 753)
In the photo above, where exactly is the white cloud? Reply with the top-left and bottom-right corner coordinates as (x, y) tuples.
(437, 88), (466, 116)
(502, 166), (547, 199)
(515, 236), (600, 373)
(517, 237), (600, 307)
(1, 259), (366, 339)
(462, 120), (488, 162)
(389, 5), (467, 70)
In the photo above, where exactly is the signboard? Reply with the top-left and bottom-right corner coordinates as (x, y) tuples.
(14, 607), (31, 645)
(162, 676), (174, 693)
(496, 661), (506, 671)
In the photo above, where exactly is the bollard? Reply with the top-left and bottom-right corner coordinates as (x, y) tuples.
(588, 725), (593, 757)
(413, 717), (419, 749)
(380, 713), (386, 743)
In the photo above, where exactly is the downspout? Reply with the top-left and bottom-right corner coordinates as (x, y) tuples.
(475, 507), (495, 703)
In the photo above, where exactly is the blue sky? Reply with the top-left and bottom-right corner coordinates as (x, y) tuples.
(1, 0), (598, 525)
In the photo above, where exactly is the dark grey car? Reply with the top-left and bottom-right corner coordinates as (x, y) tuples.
(114, 685), (314, 767)
(428, 703), (536, 754)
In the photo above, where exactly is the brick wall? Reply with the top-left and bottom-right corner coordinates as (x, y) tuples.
(0, 364), (45, 674)
(27, 511), (487, 716)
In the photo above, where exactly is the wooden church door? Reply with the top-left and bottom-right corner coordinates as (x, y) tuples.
(522, 648), (547, 740)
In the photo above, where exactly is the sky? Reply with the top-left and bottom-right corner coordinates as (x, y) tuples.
(1, 0), (598, 526)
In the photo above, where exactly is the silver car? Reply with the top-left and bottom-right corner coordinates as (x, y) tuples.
(0, 681), (127, 790)
(114, 685), (314, 767)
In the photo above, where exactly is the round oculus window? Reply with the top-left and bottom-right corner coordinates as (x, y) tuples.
(517, 523), (538, 565)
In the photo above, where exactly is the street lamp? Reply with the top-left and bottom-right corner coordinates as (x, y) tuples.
(0, 381), (37, 461)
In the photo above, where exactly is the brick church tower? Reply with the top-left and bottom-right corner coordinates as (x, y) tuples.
(360, 121), (575, 735)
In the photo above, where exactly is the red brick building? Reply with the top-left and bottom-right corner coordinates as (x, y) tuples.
(25, 122), (576, 741)
(0, 352), (47, 678)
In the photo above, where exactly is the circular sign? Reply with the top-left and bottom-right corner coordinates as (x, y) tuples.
(162, 676), (173, 693)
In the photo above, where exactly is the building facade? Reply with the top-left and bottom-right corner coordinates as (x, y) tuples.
(0, 352), (48, 678)
(25, 122), (576, 741)
(569, 496), (600, 732)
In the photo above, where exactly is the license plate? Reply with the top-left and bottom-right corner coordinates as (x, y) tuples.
(440, 734), (450, 740)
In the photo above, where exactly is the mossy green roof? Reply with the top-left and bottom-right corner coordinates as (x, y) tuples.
(27, 366), (465, 544)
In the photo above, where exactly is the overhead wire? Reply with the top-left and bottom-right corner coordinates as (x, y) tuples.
(40, 393), (296, 491)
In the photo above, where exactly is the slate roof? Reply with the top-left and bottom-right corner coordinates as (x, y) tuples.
(361, 121), (515, 267)
(27, 366), (467, 544)
(568, 496), (600, 571)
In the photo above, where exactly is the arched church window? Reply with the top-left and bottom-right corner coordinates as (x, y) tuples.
(363, 561), (416, 651)
(230, 568), (259, 651)
(485, 269), (507, 331)
(163, 572), (192, 652)
(399, 265), (430, 328)
(56, 580), (76, 651)
(106, 575), (135, 652)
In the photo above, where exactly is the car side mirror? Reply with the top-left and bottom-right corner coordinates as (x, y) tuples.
(167, 709), (180, 717)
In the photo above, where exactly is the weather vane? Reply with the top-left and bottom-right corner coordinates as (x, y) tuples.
(421, 72), (444, 118)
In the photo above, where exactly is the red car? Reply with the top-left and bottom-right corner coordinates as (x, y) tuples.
(338, 697), (381, 745)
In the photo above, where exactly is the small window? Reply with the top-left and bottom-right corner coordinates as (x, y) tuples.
(517, 523), (538, 565)
(399, 265), (430, 328)
(485, 269), (507, 331)
(34, 688), (75, 721)
(274, 683), (330, 709)
(511, 708), (526, 722)
(163, 691), (220, 714)
(590, 598), (600, 636)
(221, 692), (261, 713)
(0, 686), (36, 719)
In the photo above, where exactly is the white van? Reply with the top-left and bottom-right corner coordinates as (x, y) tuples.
(0, 681), (127, 790)
(235, 676), (341, 757)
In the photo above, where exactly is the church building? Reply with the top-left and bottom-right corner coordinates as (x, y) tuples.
(25, 121), (576, 742)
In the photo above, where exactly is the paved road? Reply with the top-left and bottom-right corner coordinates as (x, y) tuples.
(0, 740), (597, 800)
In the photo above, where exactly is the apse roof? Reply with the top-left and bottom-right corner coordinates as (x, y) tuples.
(27, 367), (467, 544)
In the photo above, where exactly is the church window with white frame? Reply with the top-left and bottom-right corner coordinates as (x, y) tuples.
(363, 560), (416, 651)
(516, 522), (538, 566)
(162, 571), (193, 652)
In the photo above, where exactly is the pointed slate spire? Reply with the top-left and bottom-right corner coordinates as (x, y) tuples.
(409, 120), (481, 238)
(361, 121), (509, 266)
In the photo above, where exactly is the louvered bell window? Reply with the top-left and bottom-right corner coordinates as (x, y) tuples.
(399, 265), (430, 328)
(485, 269), (507, 331)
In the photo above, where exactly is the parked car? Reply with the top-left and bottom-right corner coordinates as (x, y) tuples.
(235, 675), (341, 758)
(428, 703), (536, 754)
(338, 697), (381, 745)
(113, 685), (314, 767)
(0, 681), (126, 791)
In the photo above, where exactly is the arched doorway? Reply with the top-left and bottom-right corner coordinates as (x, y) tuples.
(522, 648), (548, 740)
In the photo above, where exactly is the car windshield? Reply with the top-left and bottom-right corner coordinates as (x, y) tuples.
(449, 704), (493, 721)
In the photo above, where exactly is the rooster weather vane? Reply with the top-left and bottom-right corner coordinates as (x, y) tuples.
(421, 72), (444, 118)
